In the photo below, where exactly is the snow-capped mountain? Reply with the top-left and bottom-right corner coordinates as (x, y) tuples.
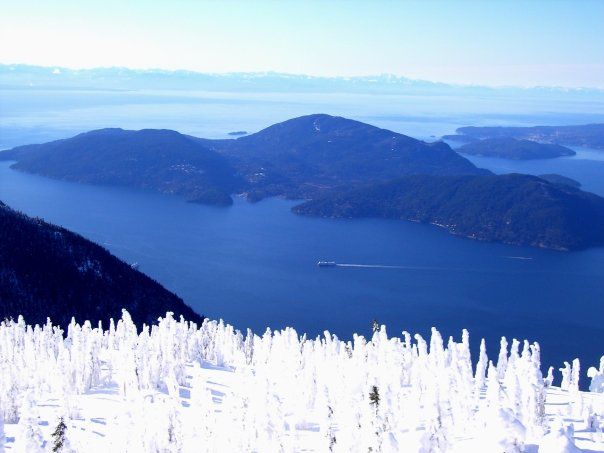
(2, 64), (604, 95)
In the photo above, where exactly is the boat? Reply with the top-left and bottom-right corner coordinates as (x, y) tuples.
(317, 261), (337, 267)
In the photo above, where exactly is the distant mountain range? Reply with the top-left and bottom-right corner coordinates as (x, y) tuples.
(1, 114), (487, 204)
(3, 64), (604, 96)
(456, 137), (576, 160)
(0, 201), (202, 327)
(293, 174), (604, 251)
(445, 123), (604, 150)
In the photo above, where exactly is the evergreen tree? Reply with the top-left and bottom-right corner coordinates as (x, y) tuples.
(51, 417), (69, 452)
(372, 319), (379, 334)
(369, 385), (380, 408)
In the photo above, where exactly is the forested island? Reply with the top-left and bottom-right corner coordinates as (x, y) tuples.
(1, 114), (487, 204)
(1, 128), (241, 206)
(447, 123), (604, 150)
(293, 174), (604, 251)
(457, 137), (575, 160)
(4, 114), (604, 251)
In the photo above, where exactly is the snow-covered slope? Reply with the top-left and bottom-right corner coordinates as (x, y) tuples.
(0, 311), (602, 452)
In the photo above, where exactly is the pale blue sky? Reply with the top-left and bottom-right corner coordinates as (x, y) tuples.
(1, 0), (603, 87)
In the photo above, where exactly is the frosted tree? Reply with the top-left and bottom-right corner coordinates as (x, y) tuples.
(544, 366), (555, 388)
(14, 391), (44, 453)
(587, 356), (604, 393)
(421, 409), (449, 453)
(486, 361), (502, 410)
(539, 419), (582, 453)
(570, 358), (581, 394)
(496, 408), (526, 453)
(2, 378), (21, 423)
(474, 339), (488, 389)
(318, 387), (337, 452)
(189, 370), (217, 451)
(496, 337), (508, 379)
(357, 389), (382, 453)
(113, 397), (152, 453)
(0, 403), (5, 451)
(1, 309), (603, 450)
(243, 328), (254, 365)
(165, 401), (184, 452)
(560, 362), (571, 391)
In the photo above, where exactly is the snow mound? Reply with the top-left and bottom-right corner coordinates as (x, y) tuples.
(539, 422), (583, 453)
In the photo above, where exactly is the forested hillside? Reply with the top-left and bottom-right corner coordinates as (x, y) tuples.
(293, 174), (604, 250)
(457, 137), (575, 160)
(207, 114), (489, 200)
(1, 129), (241, 206)
(0, 201), (202, 327)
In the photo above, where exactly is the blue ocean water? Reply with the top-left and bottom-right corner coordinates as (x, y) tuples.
(3, 87), (604, 148)
(1, 88), (603, 386)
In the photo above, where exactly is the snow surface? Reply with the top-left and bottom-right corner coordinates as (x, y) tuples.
(0, 311), (603, 452)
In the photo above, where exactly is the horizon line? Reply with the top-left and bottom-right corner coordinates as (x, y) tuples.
(2, 62), (604, 92)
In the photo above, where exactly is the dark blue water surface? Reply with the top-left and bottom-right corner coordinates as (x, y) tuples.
(1, 88), (604, 386)
(1, 161), (603, 384)
(452, 144), (604, 197)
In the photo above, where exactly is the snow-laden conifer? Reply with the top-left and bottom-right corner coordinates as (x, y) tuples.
(14, 391), (44, 453)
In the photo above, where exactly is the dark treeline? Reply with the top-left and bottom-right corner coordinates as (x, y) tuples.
(0, 201), (203, 328)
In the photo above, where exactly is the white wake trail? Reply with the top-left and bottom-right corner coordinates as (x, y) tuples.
(336, 263), (426, 269)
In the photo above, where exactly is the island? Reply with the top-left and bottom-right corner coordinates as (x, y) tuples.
(6, 115), (604, 251)
(447, 123), (604, 150)
(228, 130), (248, 136)
(1, 114), (488, 204)
(203, 114), (489, 200)
(457, 137), (576, 160)
(292, 173), (604, 251)
(0, 128), (242, 206)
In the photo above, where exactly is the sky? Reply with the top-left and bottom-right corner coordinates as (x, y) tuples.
(1, 0), (603, 88)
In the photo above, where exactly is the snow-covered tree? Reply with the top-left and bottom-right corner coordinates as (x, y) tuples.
(0, 403), (5, 451)
(588, 356), (604, 393)
(474, 338), (488, 389)
(14, 391), (44, 453)
(0, 309), (602, 450)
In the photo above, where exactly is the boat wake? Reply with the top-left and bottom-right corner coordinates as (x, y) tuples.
(336, 263), (423, 269)
(318, 261), (456, 271)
